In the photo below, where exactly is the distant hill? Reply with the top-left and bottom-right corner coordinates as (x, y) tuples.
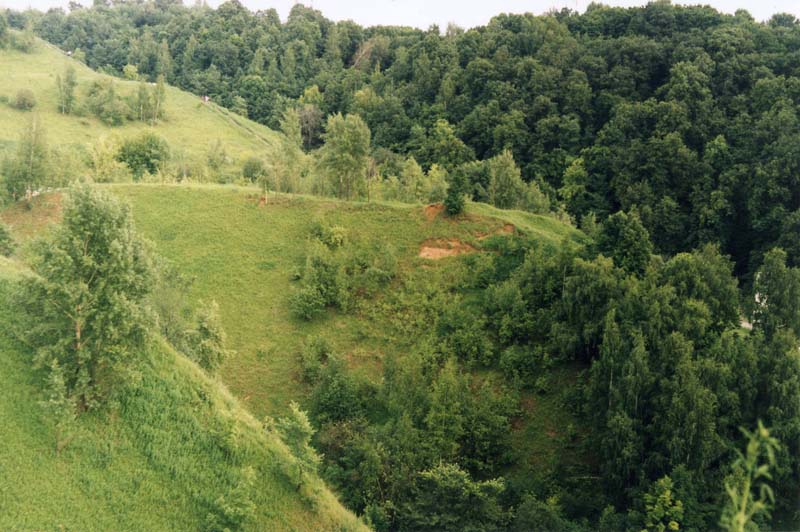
(0, 36), (283, 173)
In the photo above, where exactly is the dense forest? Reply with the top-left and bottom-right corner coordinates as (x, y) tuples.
(2, 1), (800, 531)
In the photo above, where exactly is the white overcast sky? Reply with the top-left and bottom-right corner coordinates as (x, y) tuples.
(0, 0), (797, 27)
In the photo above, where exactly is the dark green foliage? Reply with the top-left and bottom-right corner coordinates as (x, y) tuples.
(117, 132), (170, 179)
(29, 0), (800, 274)
(16, 2), (800, 528)
(309, 358), (369, 425)
(0, 221), (15, 256)
(752, 248), (800, 338)
(241, 157), (266, 182)
(512, 495), (579, 532)
(17, 184), (153, 408)
(86, 79), (130, 125)
(290, 225), (396, 320)
(596, 211), (653, 276)
(478, 235), (798, 527)
(435, 302), (493, 365)
(444, 166), (467, 215)
(401, 463), (507, 532)
(13, 88), (36, 110)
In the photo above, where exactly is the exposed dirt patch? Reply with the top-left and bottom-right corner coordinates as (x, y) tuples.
(423, 203), (445, 221)
(418, 238), (476, 260)
(476, 223), (516, 240)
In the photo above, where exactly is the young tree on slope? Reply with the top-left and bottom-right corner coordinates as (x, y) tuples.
(319, 113), (371, 200)
(18, 184), (154, 409)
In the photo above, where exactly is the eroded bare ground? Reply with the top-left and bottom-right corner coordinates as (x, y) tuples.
(423, 203), (445, 221)
(418, 238), (476, 259)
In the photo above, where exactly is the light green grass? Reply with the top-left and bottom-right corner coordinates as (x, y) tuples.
(0, 265), (366, 531)
(0, 37), (281, 165)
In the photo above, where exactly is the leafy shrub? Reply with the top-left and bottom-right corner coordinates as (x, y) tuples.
(436, 303), (494, 365)
(241, 157), (266, 181)
(291, 225), (397, 320)
(299, 335), (332, 383)
(203, 467), (256, 532)
(13, 89), (36, 110)
(117, 132), (170, 179)
(289, 285), (325, 320)
(188, 300), (230, 373)
(309, 359), (369, 424)
(86, 80), (131, 125)
(0, 222), (15, 256)
(274, 402), (322, 473)
(445, 167), (468, 215)
(512, 494), (578, 532)
(309, 221), (348, 249)
(9, 28), (35, 52)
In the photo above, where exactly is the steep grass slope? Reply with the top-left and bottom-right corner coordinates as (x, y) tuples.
(0, 256), (365, 531)
(0, 37), (281, 164)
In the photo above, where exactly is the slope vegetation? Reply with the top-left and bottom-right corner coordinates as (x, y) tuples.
(0, 255), (364, 530)
(3, 185), (581, 418)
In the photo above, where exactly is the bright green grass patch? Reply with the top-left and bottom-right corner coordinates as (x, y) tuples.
(104, 184), (582, 419)
(0, 38), (281, 165)
(0, 278), (365, 531)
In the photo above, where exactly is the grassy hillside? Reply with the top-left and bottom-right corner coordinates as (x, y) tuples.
(0, 36), (281, 167)
(0, 255), (365, 531)
(2, 184), (582, 419)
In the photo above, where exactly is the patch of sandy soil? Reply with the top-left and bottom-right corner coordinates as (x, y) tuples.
(423, 203), (445, 221)
(418, 238), (476, 259)
(476, 223), (516, 240)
